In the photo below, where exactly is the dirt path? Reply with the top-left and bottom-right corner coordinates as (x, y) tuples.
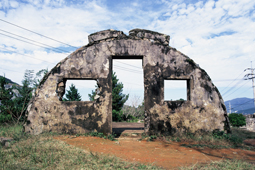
(54, 136), (255, 169)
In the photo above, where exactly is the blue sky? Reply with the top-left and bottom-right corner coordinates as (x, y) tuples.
(0, 0), (255, 105)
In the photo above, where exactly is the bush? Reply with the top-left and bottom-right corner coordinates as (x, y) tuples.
(228, 113), (246, 127)
(112, 110), (124, 122)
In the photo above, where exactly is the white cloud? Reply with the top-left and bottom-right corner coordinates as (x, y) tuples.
(10, 1), (19, 8)
(0, 0), (254, 102)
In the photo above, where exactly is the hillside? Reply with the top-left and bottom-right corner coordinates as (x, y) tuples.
(225, 97), (255, 114)
(0, 75), (19, 85)
(238, 107), (255, 114)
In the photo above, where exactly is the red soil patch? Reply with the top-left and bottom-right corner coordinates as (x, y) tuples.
(54, 136), (255, 169)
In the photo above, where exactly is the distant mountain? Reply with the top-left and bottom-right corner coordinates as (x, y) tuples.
(225, 97), (255, 114)
(0, 76), (19, 85)
(238, 108), (255, 115)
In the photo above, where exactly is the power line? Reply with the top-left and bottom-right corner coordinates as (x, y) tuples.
(214, 79), (243, 82)
(221, 71), (244, 94)
(0, 67), (23, 74)
(222, 79), (245, 96)
(0, 32), (69, 54)
(114, 64), (142, 72)
(115, 61), (142, 69)
(122, 81), (143, 87)
(231, 86), (253, 99)
(114, 65), (143, 74)
(0, 18), (78, 49)
(231, 100), (253, 110)
(0, 47), (55, 64)
(223, 80), (249, 98)
(0, 29), (70, 53)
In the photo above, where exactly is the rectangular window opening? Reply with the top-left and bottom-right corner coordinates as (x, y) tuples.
(164, 80), (188, 101)
(63, 79), (97, 101)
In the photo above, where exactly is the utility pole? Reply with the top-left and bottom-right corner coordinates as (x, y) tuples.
(244, 61), (255, 109)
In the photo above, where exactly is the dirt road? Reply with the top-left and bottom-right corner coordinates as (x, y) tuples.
(54, 136), (255, 169)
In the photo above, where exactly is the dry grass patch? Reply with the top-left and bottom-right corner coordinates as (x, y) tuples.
(161, 127), (255, 150)
(180, 159), (255, 170)
(0, 124), (161, 170)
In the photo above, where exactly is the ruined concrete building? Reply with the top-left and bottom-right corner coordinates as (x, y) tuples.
(24, 29), (230, 135)
(245, 114), (255, 132)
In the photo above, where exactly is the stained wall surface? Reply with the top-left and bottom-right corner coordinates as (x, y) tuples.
(24, 29), (230, 135)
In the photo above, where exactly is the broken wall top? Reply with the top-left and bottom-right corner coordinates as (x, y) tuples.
(24, 28), (229, 136)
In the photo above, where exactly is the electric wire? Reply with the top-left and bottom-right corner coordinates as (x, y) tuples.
(122, 81), (143, 86)
(214, 79), (243, 82)
(115, 61), (142, 69)
(0, 67), (23, 74)
(0, 32), (69, 54)
(231, 100), (253, 110)
(0, 29), (71, 53)
(230, 87), (253, 100)
(0, 18), (78, 49)
(114, 65), (143, 74)
(223, 80), (250, 98)
(0, 20), (250, 96)
(114, 65), (142, 73)
(221, 71), (244, 94)
(0, 47), (55, 64)
(222, 78), (245, 96)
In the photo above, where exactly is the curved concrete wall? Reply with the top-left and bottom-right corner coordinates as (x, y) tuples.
(24, 29), (230, 135)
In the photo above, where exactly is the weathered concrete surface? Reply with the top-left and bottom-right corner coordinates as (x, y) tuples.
(24, 29), (230, 135)
(245, 114), (255, 132)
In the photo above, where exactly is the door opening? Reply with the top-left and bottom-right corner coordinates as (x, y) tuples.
(111, 57), (144, 136)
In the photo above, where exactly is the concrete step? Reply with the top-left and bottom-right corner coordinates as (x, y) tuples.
(116, 137), (141, 141)
(115, 131), (144, 141)
(112, 122), (145, 141)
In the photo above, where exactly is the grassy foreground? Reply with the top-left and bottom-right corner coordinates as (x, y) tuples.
(180, 159), (255, 170)
(0, 124), (160, 170)
(1, 124), (255, 170)
(155, 127), (255, 150)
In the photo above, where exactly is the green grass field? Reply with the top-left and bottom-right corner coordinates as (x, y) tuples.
(0, 124), (255, 170)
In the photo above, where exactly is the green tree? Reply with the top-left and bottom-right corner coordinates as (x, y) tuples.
(33, 68), (48, 88)
(0, 70), (34, 123)
(0, 69), (50, 123)
(228, 113), (246, 127)
(112, 72), (129, 115)
(0, 76), (14, 122)
(63, 83), (82, 101)
(88, 72), (129, 121)
(12, 70), (34, 122)
(88, 85), (97, 101)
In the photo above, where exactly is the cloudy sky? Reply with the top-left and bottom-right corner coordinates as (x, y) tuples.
(0, 0), (255, 106)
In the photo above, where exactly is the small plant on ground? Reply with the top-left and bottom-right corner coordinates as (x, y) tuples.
(76, 131), (117, 141)
(149, 135), (157, 141)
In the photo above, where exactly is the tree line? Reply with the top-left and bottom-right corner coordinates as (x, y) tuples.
(0, 70), (144, 123)
(0, 69), (47, 123)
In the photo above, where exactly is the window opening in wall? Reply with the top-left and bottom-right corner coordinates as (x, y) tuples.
(164, 80), (187, 101)
(112, 58), (144, 126)
(63, 80), (97, 101)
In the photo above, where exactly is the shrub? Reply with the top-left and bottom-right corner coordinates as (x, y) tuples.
(228, 113), (246, 127)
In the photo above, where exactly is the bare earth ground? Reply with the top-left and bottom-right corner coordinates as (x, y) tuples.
(54, 123), (255, 170)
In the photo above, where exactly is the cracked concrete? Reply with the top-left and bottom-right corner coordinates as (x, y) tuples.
(24, 29), (230, 135)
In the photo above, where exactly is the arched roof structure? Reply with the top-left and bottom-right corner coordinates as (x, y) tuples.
(25, 29), (230, 135)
